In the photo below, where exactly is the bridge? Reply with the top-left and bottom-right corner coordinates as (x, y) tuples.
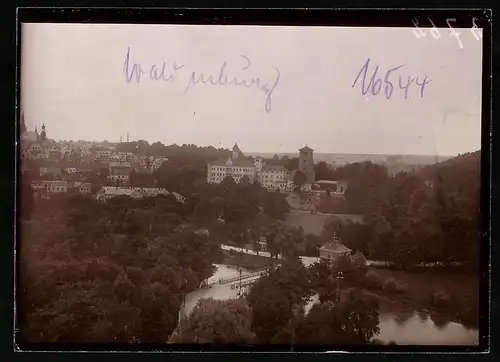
(199, 266), (276, 289)
(230, 277), (260, 289)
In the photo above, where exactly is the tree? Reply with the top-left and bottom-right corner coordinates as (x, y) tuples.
(284, 157), (299, 171)
(293, 170), (307, 188)
(295, 288), (380, 345)
(247, 260), (311, 343)
(169, 298), (255, 344)
(263, 192), (290, 220)
(314, 161), (336, 181)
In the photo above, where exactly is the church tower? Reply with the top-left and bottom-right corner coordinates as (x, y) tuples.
(232, 143), (242, 159)
(298, 145), (315, 184)
(40, 124), (46, 142)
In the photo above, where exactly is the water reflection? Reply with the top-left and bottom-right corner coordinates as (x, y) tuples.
(181, 264), (479, 346)
(378, 312), (478, 345)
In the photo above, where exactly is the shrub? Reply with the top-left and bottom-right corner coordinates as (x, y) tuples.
(351, 251), (369, 276)
(363, 270), (383, 289)
(429, 290), (451, 307)
(383, 277), (408, 294)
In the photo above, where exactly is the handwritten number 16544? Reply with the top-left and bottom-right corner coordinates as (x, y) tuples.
(352, 58), (431, 100)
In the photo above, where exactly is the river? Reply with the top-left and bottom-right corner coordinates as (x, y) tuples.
(180, 264), (479, 346)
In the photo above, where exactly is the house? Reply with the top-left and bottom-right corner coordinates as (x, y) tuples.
(319, 235), (351, 263)
(96, 186), (185, 203)
(259, 164), (288, 189)
(32, 180), (69, 197)
(315, 180), (348, 195)
(207, 143), (256, 184)
(108, 161), (131, 184)
(131, 187), (186, 203)
(72, 181), (92, 194)
(40, 166), (63, 178)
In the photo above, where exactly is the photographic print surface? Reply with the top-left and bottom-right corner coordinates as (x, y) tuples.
(17, 19), (484, 350)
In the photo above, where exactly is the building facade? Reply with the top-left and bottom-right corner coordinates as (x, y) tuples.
(258, 164), (288, 189)
(207, 144), (256, 184)
(108, 161), (131, 184)
(206, 144), (320, 190)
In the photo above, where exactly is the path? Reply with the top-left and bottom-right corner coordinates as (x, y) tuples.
(220, 244), (384, 267)
(221, 244), (319, 267)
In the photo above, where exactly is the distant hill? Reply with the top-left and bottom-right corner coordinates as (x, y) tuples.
(416, 150), (480, 181)
(248, 152), (453, 175)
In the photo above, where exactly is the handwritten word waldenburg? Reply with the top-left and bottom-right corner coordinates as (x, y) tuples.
(123, 47), (280, 113)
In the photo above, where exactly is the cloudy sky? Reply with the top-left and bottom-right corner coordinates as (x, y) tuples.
(20, 23), (483, 155)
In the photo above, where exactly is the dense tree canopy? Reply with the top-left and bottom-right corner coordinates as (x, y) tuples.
(169, 298), (255, 344)
(18, 193), (221, 344)
(325, 152), (481, 268)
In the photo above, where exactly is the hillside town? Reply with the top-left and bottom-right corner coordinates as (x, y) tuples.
(20, 114), (347, 210)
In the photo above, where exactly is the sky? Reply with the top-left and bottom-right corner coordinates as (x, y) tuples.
(20, 23), (483, 156)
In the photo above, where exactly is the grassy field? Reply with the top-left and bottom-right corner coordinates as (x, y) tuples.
(285, 211), (362, 236)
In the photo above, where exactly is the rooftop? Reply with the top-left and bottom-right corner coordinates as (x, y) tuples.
(319, 237), (351, 254)
(109, 161), (131, 168)
(232, 143), (241, 152)
(261, 164), (287, 172)
(299, 145), (314, 152)
(210, 156), (254, 167)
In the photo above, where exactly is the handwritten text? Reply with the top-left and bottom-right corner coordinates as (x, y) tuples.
(352, 58), (431, 100)
(412, 17), (483, 49)
(123, 47), (280, 113)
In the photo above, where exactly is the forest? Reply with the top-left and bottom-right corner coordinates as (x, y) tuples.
(323, 151), (481, 268)
(18, 141), (482, 345)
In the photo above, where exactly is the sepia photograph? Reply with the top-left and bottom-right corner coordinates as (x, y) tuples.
(16, 10), (488, 351)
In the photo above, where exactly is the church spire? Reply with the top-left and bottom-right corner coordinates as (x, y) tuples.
(20, 113), (26, 134)
(232, 143), (242, 159)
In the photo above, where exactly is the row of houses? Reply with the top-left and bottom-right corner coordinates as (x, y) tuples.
(96, 187), (186, 203)
(32, 181), (92, 196)
(31, 181), (186, 204)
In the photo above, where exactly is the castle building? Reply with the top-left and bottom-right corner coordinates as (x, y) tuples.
(206, 143), (256, 184)
(206, 143), (319, 190)
(298, 145), (315, 185)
